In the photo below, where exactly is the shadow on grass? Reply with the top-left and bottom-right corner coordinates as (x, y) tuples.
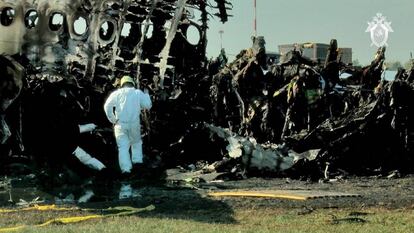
(82, 171), (236, 224)
(1, 169), (236, 225)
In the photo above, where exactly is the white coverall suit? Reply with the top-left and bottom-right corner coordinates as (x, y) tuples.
(104, 87), (152, 173)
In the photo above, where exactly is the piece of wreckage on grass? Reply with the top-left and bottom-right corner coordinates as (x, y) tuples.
(0, 0), (233, 180)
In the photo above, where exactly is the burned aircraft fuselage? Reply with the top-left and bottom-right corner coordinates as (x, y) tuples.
(0, 0), (223, 84)
(0, 0), (232, 175)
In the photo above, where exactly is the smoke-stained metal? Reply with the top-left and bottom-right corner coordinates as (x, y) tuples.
(0, 0), (233, 175)
(0, 0), (232, 88)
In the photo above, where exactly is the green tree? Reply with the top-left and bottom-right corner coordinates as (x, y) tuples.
(385, 61), (402, 71)
(352, 59), (360, 66)
(404, 60), (413, 70)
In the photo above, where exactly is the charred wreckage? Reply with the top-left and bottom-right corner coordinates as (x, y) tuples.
(0, 0), (413, 184)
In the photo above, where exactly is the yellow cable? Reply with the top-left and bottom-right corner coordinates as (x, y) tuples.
(0, 205), (155, 232)
(0, 205), (78, 213)
(0, 226), (25, 232)
(37, 215), (102, 227)
(209, 191), (308, 201)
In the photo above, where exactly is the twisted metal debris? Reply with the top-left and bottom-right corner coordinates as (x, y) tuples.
(0, 0), (412, 182)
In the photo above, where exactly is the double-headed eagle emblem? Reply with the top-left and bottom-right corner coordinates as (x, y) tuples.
(366, 13), (393, 47)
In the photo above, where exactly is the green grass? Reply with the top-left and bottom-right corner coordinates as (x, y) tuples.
(1, 206), (413, 233)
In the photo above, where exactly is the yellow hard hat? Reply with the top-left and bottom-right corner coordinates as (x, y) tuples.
(120, 75), (135, 86)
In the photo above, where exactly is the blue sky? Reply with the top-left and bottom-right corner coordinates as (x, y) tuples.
(205, 0), (414, 65)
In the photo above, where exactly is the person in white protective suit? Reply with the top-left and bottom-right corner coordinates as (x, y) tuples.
(104, 75), (152, 174)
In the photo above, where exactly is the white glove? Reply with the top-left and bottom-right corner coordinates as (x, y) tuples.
(79, 123), (97, 133)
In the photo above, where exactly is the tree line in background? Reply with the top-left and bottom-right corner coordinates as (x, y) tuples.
(352, 58), (414, 71)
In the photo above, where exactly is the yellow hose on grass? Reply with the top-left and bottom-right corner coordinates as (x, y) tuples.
(0, 205), (155, 232)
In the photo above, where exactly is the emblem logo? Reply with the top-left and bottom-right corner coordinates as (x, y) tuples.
(366, 13), (393, 47)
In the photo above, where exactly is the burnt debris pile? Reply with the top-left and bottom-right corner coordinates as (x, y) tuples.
(0, 0), (412, 182)
(200, 40), (413, 178)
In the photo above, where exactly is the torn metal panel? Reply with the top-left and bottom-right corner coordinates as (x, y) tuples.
(212, 0), (232, 23)
(73, 146), (105, 171)
(132, 0), (159, 86)
(0, 115), (11, 144)
(166, 168), (225, 183)
(205, 123), (319, 172)
(0, 56), (23, 112)
(158, 0), (187, 88)
(0, 55), (23, 144)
